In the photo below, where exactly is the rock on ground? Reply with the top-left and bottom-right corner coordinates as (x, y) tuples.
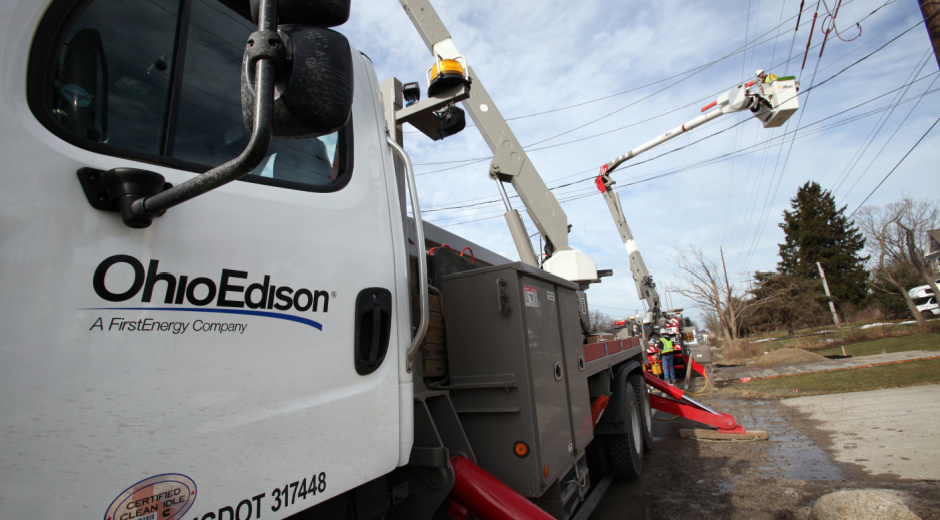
(810, 489), (920, 520)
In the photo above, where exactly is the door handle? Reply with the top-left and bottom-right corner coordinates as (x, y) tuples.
(354, 288), (392, 375)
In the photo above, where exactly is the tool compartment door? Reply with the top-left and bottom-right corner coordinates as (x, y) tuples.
(0, 1), (408, 518)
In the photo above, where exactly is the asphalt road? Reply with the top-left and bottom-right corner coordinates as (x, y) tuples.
(780, 384), (940, 480)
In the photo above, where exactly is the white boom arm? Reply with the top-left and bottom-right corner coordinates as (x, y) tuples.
(397, 0), (598, 284)
(598, 75), (799, 327)
(605, 77), (798, 173)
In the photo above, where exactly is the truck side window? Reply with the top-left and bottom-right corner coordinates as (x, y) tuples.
(31, 0), (351, 191)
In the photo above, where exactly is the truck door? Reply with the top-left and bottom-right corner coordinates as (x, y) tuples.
(0, 1), (409, 518)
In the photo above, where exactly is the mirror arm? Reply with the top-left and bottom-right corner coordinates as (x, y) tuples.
(131, 60), (273, 219)
(128, 0), (278, 221)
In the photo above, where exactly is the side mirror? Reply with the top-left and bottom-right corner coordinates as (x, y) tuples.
(241, 25), (353, 139)
(250, 0), (351, 27)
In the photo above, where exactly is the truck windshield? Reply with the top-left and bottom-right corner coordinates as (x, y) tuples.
(38, 0), (350, 190)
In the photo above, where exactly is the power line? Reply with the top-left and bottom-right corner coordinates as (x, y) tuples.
(840, 73), (938, 201)
(732, 12), (927, 271)
(420, 77), (940, 217)
(831, 49), (932, 196)
(848, 115), (940, 218)
(414, 12), (925, 178)
(425, 84), (939, 227)
(413, 0), (869, 168)
(407, 0), (831, 142)
(417, 2), (927, 235)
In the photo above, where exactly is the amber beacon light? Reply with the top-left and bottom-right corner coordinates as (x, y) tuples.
(426, 57), (469, 97)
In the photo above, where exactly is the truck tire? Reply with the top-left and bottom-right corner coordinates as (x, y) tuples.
(608, 379), (643, 478)
(629, 372), (653, 452)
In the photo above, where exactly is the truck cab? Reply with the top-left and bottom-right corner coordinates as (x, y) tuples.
(1, 1), (415, 517)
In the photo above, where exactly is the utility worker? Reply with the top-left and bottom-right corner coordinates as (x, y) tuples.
(755, 69), (778, 83)
(660, 333), (677, 385)
(647, 338), (663, 378)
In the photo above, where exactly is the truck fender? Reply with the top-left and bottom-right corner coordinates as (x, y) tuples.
(594, 360), (642, 436)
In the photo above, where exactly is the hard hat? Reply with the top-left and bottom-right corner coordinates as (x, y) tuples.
(755, 69), (765, 76)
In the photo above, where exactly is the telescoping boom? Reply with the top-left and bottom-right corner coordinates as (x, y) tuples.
(597, 73), (799, 331)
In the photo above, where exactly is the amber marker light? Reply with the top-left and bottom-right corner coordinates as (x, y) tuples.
(513, 441), (529, 458)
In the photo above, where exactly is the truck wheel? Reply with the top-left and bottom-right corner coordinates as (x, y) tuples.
(629, 373), (653, 452)
(608, 380), (643, 478)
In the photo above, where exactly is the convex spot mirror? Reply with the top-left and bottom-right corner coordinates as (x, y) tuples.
(250, 0), (351, 27)
(60, 28), (108, 143)
(242, 25), (353, 139)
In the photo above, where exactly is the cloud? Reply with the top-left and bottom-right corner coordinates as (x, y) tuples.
(339, 0), (940, 323)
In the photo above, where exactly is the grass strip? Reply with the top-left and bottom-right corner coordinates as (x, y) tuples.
(811, 331), (940, 357)
(718, 357), (940, 398)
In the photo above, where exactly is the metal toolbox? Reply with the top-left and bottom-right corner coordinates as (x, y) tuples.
(440, 262), (591, 498)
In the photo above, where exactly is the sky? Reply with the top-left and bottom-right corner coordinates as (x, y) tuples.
(336, 0), (940, 326)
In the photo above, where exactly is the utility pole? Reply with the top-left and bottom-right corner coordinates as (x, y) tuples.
(817, 262), (841, 327)
(720, 246), (731, 302)
(720, 246), (733, 344)
(921, 0), (940, 70)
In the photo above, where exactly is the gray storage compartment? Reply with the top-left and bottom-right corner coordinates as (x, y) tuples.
(441, 262), (591, 499)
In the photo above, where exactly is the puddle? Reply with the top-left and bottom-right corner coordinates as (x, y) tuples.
(715, 399), (846, 481)
(714, 479), (734, 495)
(697, 478), (736, 496)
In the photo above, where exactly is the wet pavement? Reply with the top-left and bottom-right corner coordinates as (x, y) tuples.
(780, 385), (940, 480)
(712, 350), (940, 382)
(589, 370), (940, 519)
(589, 390), (940, 519)
(718, 398), (847, 481)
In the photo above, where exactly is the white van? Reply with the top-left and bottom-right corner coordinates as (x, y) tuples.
(915, 296), (940, 319)
(907, 279), (940, 299)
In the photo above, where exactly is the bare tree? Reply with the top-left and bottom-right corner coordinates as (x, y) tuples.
(857, 196), (940, 325)
(868, 258), (922, 318)
(701, 311), (722, 339)
(667, 246), (764, 348)
(587, 309), (614, 334)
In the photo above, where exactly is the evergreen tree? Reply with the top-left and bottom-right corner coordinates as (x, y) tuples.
(777, 182), (869, 308)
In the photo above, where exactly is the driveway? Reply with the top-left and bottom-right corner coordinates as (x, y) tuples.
(780, 384), (940, 480)
(589, 391), (940, 519)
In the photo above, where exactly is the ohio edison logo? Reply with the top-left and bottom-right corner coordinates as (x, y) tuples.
(89, 254), (330, 331)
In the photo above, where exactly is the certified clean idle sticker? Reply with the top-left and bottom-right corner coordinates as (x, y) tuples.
(523, 285), (539, 307)
(105, 473), (196, 520)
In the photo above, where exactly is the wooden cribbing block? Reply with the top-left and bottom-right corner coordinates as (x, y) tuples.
(679, 428), (769, 441)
